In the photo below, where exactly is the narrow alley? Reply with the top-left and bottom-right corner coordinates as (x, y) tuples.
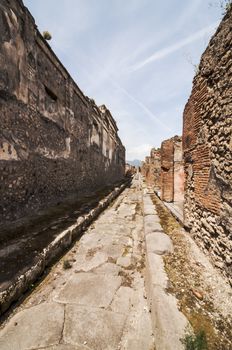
(0, 175), (155, 350)
(0, 175), (231, 350)
(0, 1), (231, 349)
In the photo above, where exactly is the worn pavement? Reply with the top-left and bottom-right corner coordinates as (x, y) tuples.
(0, 175), (155, 350)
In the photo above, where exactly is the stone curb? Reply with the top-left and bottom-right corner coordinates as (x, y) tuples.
(154, 189), (184, 226)
(0, 181), (129, 315)
(143, 191), (189, 350)
(162, 202), (184, 226)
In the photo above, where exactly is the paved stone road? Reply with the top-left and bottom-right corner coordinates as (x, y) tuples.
(0, 175), (155, 350)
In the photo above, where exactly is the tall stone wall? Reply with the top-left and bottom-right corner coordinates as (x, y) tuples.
(183, 7), (232, 283)
(0, 0), (125, 225)
(161, 139), (174, 202)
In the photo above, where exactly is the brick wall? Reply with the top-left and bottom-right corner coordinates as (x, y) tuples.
(0, 0), (125, 225)
(183, 7), (232, 283)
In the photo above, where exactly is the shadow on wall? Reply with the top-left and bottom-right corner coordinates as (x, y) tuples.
(0, 0), (125, 225)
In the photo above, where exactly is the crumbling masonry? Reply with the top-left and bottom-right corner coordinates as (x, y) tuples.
(183, 7), (232, 283)
(141, 148), (161, 192)
(160, 136), (184, 205)
(0, 0), (125, 225)
(142, 8), (232, 283)
(142, 137), (184, 206)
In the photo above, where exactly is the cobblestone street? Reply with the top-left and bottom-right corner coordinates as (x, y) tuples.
(0, 2), (231, 349)
(0, 175), (155, 350)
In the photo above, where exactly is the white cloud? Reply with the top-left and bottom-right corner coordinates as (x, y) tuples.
(111, 81), (172, 132)
(127, 144), (153, 161)
(130, 21), (219, 71)
(23, 0), (222, 160)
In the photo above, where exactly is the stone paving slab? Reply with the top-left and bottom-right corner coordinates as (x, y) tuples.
(0, 175), (154, 350)
(146, 252), (168, 289)
(144, 214), (161, 225)
(102, 243), (125, 261)
(150, 285), (188, 350)
(92, 262), (121, 275)
(0, 182), (129, 315)
(146, 231), (173, 255)
(143, 189), (189, 350)
(54, 273), (122, 308)
(64, 305), (127, 350)
(119, 276), (154, 350)
(143, 205), (157, 216)
(45, 345), (88, 350)
(0, 303), (64, 350)
(110, 286), (133, 314)
(71, 251), (109, 272)
(144, 215), (162, 236)
(146, 249), (185, 340)
(144, 222), (163, 235)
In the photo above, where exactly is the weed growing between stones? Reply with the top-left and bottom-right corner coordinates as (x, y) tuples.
(220, 0), (232, 14)
(209, 0), (232, 15)
(181, 329), (208, 350)
(151, 194), (232, 350)
(63, 260), (72, 269)
(118, 269), (134, 288)
(42, 31), (52, 40)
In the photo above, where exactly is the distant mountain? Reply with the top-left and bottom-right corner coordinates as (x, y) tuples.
(126, 159), (142, 167)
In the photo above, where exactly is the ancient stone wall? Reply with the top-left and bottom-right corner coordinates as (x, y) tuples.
(183, 8), (232, 282)
(150, 148), (161, 191)
(141, 148), (161, 191)
(160, 136), (184, 204)
(141, 157), (150, 182)
(161, 139), (174, 202)
(173, 137), (185, 204)
(125, 163), (136, 177)
(0, 0), (125, 225)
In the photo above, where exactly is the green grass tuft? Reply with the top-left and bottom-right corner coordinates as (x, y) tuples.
(43, 31), (52, 40)
(181, 330), (208, 350)
(63, 260), (72, 269)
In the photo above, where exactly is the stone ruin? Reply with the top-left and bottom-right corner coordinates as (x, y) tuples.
(141, 148), (161, 193)
(0, 0), (125, 226)
(142, 7), (232, 283)
(183, 7), (232, 283)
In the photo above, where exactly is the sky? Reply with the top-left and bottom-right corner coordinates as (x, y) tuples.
(23, 0), (224, 161)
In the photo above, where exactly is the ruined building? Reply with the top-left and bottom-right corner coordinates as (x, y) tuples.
(125, 163), (136, 177)
(183, 7), (232, 282)
(143, 138), (184, 207)
(161, 136), (184, 206)
(0, 0), (125, 225)
(141, 148), (161, 192)
(143, 8), (232, 283)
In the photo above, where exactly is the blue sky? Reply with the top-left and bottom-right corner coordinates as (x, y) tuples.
(23, 0), (223, 160)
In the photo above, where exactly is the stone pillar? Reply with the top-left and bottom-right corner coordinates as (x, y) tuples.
(142, 149), (161, 192)
(161, 139), (174, 202)
(173, 137), (184, 204)
(150, 148), (161, 192)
